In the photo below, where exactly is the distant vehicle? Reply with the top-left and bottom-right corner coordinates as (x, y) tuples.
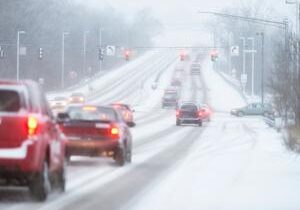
(190, 63), (201, 75)
(162, 90), (179, 108)
(0, 80), (66, 201)
(231, 103), (274, 117)
(111, 102), (136, 127)
(58, 105), (132, 166)
(49, 96), (68, 113)
(171, 78), (182, 87)
(69, 92), (85, 104)
(199, 104), (212, 121)
(176, 102), (203, 126)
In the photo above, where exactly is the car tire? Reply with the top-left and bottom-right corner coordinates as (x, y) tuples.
(126, 150), (132, 163)
(29, 161), (51, 202)
(115, 148), (126, 166)
(238, 112), (244, 117)
(176, 120), (181, 126)
(198, 121), (202, 127)
(57, 160), (67, 192)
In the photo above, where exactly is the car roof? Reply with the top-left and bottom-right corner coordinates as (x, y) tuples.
(70, 92), (85, 96)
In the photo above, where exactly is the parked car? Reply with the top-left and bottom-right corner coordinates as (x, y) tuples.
(0, 80), (66, 201)
(57, 104), (132, 166)
(231, 103), (274, 117)
(69, 92), (86, 104)
(111, 102), (136, 127)
(176, 102), (203, 126)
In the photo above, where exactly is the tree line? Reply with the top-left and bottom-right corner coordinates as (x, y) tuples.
(0, 0), (162, 90)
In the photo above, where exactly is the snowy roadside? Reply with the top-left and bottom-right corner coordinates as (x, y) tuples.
(125, 58), (300, 210)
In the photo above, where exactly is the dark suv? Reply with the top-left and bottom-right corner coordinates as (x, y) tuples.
(176, 102), (202, 126)
(162, 90), (179, 108)
(0, 80), (66, 201)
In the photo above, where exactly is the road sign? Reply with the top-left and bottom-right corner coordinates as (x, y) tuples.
(231, 46), (239, 56)
(106, 45), (116, 56)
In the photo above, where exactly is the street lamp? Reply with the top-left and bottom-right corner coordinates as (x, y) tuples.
(239, 37), (246, 75)
(61, 32), (69, 88)
(247, 37), (256, 96)
(256, 32), (265, 104)
(83, 31), (89, 73)
(99, 27), (103, 73)
(17, 30), (26, 81)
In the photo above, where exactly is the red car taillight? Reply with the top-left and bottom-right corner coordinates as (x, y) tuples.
(199, 111), (204, 117)
(176, 110), (180, 116)
(27, 115), (39, 136)
(110, 126), (120, 139)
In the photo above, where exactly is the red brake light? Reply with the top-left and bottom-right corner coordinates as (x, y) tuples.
(110, 126), (120, 139)
(176, 110), (180, 116)
(199, 111), (204, 117)
(27, 116), (39, 136)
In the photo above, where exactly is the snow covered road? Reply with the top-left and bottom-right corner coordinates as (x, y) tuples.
(1, 52), (300, 210)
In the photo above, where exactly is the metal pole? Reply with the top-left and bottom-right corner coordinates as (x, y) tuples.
(99, 27), (102, 73)
(16, 31), (25, 81)
(248, 37), (255, 96)
(17, 31), (20, 81)
(62, 32), (68, 88)
(261, 33), (265, 104)
(83, 31), (89, 74)
(240, 37), (246, 74)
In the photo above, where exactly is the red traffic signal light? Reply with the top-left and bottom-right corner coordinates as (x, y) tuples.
(124, 50), (130, 61)
(179, 50), (186, 61)
(210, 49), (218, 62)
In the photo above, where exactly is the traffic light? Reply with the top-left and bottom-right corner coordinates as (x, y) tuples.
(179, 50), (186, 61)
(38, 48), (43, 59)
(98, 48), (104, 60)
(210, 49), (218, 62)
(124, 50), (130, 61)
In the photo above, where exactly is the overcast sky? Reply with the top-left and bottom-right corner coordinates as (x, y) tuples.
(81, 0), (293, 46)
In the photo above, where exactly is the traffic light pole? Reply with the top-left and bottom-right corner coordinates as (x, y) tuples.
(99, 27), (102, 73)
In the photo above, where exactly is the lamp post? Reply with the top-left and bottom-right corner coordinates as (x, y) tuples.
(239, 37), (246, 75)
(99, 27), (102, 73)
(61, 32), (69, 88)
(247, 37), (255, 96)
(83, 31), (89, 74)
(256, 32), (265, 104)
(16, 30), (26, 81)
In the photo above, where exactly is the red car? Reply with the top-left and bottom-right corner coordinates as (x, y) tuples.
(0, 80), (66, 201)
(58, 105), (132, 166)
(199, 104), (212, 122)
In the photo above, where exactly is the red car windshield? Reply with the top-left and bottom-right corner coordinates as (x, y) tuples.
(67, 106), (117, 122)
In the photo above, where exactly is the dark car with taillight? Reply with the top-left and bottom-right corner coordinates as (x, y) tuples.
(176, 102), (203, 126)
(0, 80), (66, 201)
(57, 105), (132, 166)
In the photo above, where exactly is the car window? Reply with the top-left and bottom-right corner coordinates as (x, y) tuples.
(181, 104), (198, 112)
(67, 106), (117, 121)
(0, 90), (21, 112)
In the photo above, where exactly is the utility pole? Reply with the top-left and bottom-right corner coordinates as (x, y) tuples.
(248, 37), (256, 96)
(99, 27), (102, 73)
(240, 37), (246, 75)
(16, 30), (26, 81)
(61, 32), (69, 88)
(83, 31), (89, 74)
(256, 32), (265, 104)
